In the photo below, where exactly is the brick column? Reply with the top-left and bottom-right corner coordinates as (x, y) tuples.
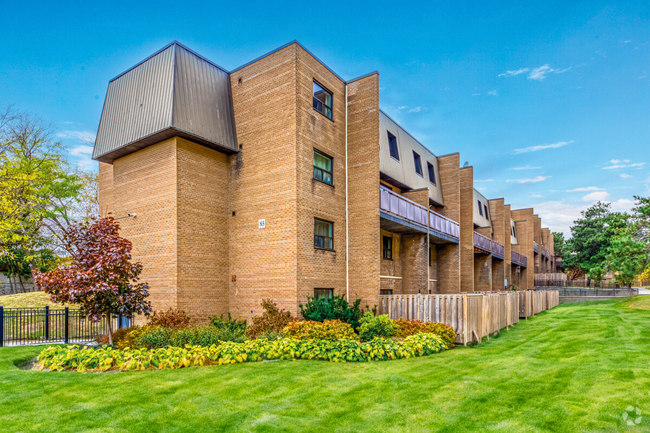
(436, 153), (461, 294)
(459, 167), (474, 293)
(489, 198), (505, 291)
(401, 234), (428, 294)
(474, 254), (492, 292)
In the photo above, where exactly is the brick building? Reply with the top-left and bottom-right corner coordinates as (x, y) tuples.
(93, 41), (560, 320)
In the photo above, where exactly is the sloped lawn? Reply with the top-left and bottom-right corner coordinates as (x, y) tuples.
(1, 297), (650, 432)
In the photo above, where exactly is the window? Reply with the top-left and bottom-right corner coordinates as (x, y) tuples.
(383, 236), (393, 260)
(314, 288), (333, 301)
(427, 162), (436, 185)
(413, 151), (423, 176)
(313, 81), (332, 119)
(313, 150), (333, 184)
(380, 289), (393, 295)
(314, 219), (333, 250)
(478, 200), (483, 216)
(388, 131), (400, 160)
(484, 204), (489, 220)
(512, 225), (517, 237)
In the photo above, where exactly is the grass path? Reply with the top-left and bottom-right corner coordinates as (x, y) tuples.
(2, 298), (650, 432)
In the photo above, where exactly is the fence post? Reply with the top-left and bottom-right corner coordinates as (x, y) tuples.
(64, 307), (69, 344)
(44, 306), (50, 341)
(0, 306), (3, 348)
(462, 293), (468, 346)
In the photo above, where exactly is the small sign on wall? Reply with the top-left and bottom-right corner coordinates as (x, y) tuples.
(258, 219), (266, 229)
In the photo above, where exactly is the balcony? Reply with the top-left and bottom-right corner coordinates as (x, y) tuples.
(534, 242), (539, 254)
(380, 186), (459, 243)
(511, 251), (527, 267)
(473, 232), (505, 259)
(542, 249), (549, 259)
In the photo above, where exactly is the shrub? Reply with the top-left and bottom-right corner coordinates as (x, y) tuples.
(299, 295), (365, 329)
(246, 299), (296, 340)
(284, 320), (358, 341)
(393, 319), (456, 349)
(37, 332), (446, 372)
(148, 308), (191, 329)
(171, 325), (247, 347)
(211, 313), (247, 335)
(136, 326), (173, 349)
(97, 326), (151, 350)
(358, 312), (398, 341)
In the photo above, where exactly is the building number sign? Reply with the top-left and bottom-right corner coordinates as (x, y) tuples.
(259, 219), (266, 229)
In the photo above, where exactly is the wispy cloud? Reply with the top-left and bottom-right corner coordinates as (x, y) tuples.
(528, 65), (572, 81)
(513, 140), (573, 154)
(609, 198), (635, 212)
(69, 145), (94, 157)
(506, 175), (551, 184)
(620, 173), (633, 179)
(566, 186), (603, 192)
(487, 90), (498, 96)
(603, 162), (645, 170)
(474, 179), (493, 182)
(511, 165), (541, 170)
(610, 159), (630, 164)
(57, 129), (96, 143)
(472, 93), (481, 96)
(530, 194), (542, 198)
(397, 105), (425, 113)
(583, 191), (610, 201)
(498, 68), (529, 77)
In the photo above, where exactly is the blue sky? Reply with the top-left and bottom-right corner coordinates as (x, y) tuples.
(1, 0), (649, 236)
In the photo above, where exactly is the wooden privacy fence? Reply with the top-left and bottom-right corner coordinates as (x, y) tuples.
(378, 290), (559, 345)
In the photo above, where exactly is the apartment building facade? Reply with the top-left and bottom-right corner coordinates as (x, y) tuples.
(94, 41), (560, 321)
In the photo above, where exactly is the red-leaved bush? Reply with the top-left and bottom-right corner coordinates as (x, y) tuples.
(34, 217), (152, 344)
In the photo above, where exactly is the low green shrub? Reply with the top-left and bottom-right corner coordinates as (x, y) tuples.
(284, 320), (358, 341)
(246, 299), (296, 340)
(136, 326), (173, 349)
(211, 313), (247, 335)
(393, 319), (457, 349)
(358, 312), (398, 341)
(299, 295), (365, 329)
(137, 325), (247, 349)
(37, 332), (446, 372)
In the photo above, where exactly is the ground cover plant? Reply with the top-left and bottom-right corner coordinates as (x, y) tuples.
(2, 297), (650, 431)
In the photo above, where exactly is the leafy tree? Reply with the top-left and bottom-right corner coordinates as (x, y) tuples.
(34, 217), (152, 344)
(552, 232), (567, 259)
(587, 263), (607, 283)
(607, 232), (645, 287)
(0, 248), (58, 293)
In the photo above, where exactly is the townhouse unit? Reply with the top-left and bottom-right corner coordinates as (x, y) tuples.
(93, 41), (559, 321)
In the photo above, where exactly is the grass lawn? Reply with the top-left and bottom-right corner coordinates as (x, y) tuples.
(2, 298), (650, 432)
(0, 291), (64, 309)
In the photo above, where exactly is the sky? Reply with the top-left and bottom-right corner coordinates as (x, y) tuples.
(1, 0), (649, 236)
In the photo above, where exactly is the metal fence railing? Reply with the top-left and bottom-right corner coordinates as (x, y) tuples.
(534, 287), (639, 297)
(0, 306), (127, 347)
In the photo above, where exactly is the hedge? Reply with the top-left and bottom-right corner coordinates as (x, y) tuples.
(37, 333), (446, 372)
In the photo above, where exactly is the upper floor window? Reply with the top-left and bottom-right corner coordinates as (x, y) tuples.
(313, 81), (332, 119)
(314, 218), (333, 250)
(314, 288), (333, 301)
(427, 162), (436, 185)
(484, 204), (489, 220)
(413, 151), (423, 176)
(388, 131), (400, 160)
(313, 150), (333, 184)
(383, 236), (393, 260)
(478, 200), (483, 216)
(512, 225), (517, 237)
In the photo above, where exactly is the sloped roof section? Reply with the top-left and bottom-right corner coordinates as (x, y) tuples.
(93, 42), (238, 163)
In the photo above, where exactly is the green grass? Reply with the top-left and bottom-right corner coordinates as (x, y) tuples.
(0, 291), (65, 309)
(2, 298), (650, 432)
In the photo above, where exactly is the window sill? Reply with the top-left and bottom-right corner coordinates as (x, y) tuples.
(313, 178), (335, 188)
(313, 107), (334, 122)
(314, 247), (336, 252)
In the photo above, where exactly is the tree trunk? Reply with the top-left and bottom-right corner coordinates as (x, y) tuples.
(106, 313), (113, 345)
(6, 272), (14, 294)
(17, 274), (26, 293)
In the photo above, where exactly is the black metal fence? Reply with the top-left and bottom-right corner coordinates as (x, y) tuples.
(0, 306), (127, 347)
(534, 279), (641, 289)
(535, 287), (639, 297)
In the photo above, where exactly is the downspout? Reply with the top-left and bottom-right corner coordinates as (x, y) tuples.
(345, 83), (349, 301)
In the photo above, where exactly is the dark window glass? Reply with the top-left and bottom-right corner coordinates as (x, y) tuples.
(427, 162), (436, 184)
(484, 204), (489, 220)
(383, 236), (393, 260)
(380, 289), (393, 295)
(314, 219), (333, 250)
(478, 200), (483, 216)
(313, 81), (332, 119)
(413, 151), (423, 176)
(313, 150), (333, 184)
(388, 131), (399, 160)
(512, 225), (517, 237)
(314, 288), (333, 301)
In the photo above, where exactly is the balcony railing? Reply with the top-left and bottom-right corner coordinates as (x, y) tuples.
(511, 251), (527, 267)
(533, 242), (539, 254)
(491, 240), (505, 258)
(380, 186), (460, 240)
(542, 249), (549, 259)
(473, 232), (505, 258)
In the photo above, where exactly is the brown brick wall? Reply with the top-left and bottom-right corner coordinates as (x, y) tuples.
(436, 154), (461, 294)
(98, 162), (114, 218)
(474, 254), (492, 292)
(401, 234), (428, 294)
(503, 204), (512, 287)
(459, 167), (474, 293)
(380, 229), (402, 294)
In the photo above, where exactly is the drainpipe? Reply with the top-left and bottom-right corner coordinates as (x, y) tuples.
(345, 83), (349, 301)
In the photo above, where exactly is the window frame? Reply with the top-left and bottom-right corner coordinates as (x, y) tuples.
(478, 200), (483, 216)
(312, 80), (333, 120)
(413, 151), (423, 177)
(313, 148), (333, 185)
(314, 218), (334, 251)
(314, 288), (334, 301)
(484, 204), (489, 220)
(383, 236), (393, 260)
(380, 289), (393, 295)
(427, 161), (436, 185)
(387, 131), (400, 161)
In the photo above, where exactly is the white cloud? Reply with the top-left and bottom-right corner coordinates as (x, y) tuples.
(487, 90), (498, 96)
(498, 68), (529, 77)
(620, 173), (633, 179)
(56, 130), (96, 143)
(472, 93), (480, 96)
(474, 179), (493, 182)
(397, 105), (425, 113)
(609, 159), (629, 164)
(530, 201), (588, 237)
(506, 175), (551, 184)
(528, 64), (572, 81)
(583, 191), (610, 201)
(511, 165), (541, 170)
(565, 186), (604, 192)
(476, 187), (487, 191)
(603, 162), (645, 170)
(513, 140), (573, 154)
(69, 145), (94, 157)
(608, 198), (635, 212)
(530, 194), (542, 198)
